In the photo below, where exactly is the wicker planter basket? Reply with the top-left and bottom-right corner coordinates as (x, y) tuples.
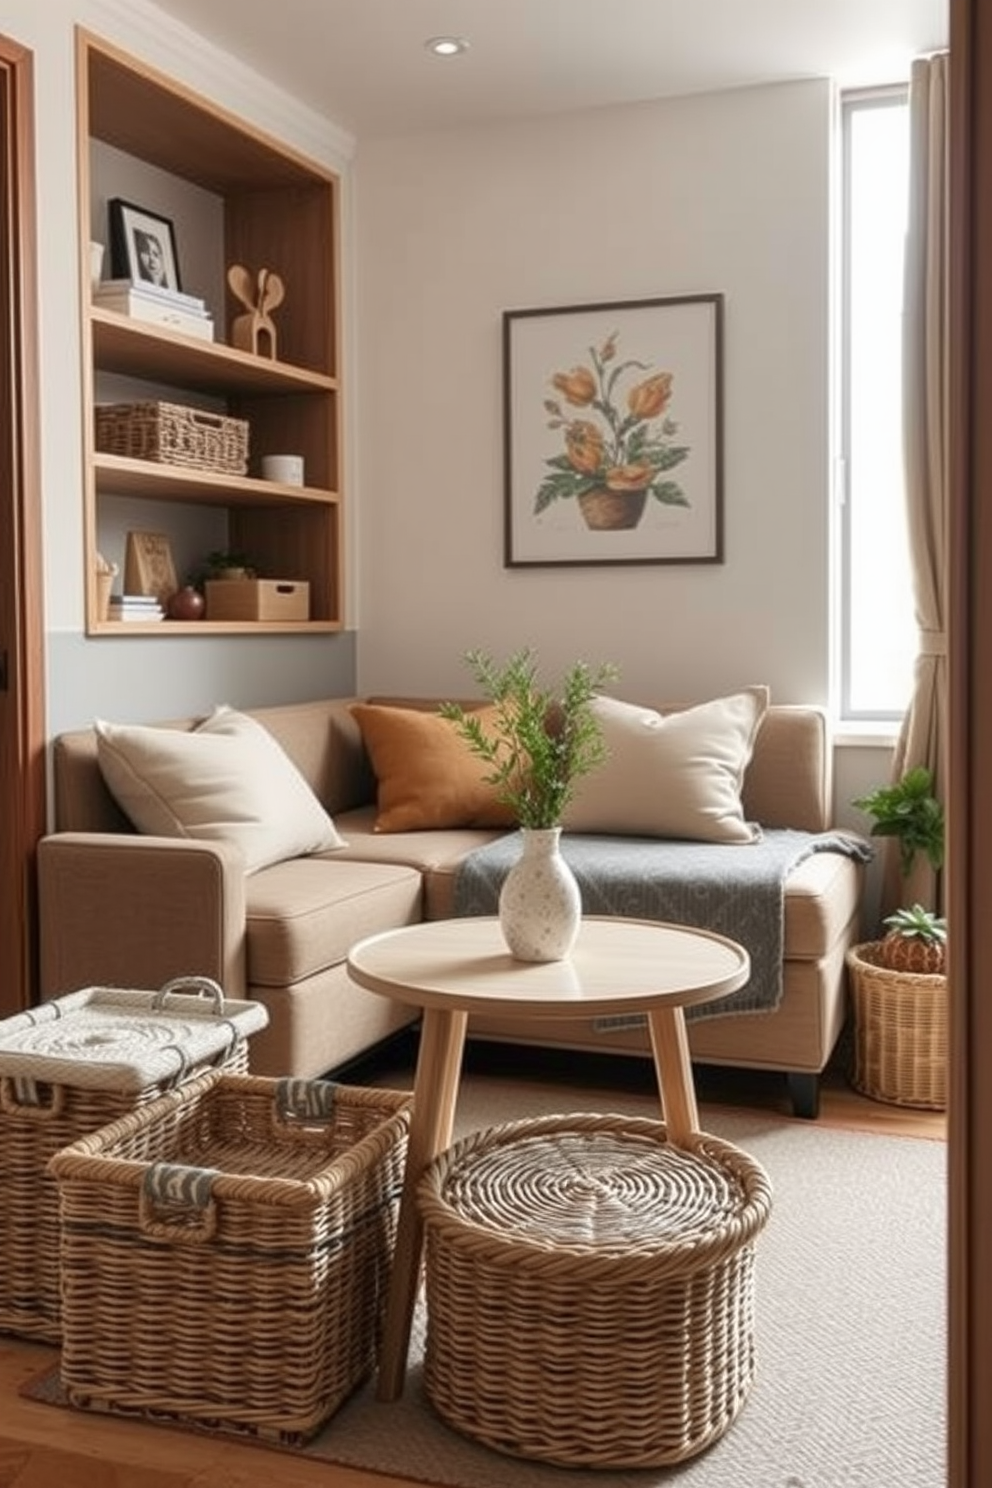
(417, 1112), (773, 1469)
(846, 941), (947, 1110)
(0, 978), (267, 1344)
(95, 399), (249, 474)
(48, 1070), (411, 1444)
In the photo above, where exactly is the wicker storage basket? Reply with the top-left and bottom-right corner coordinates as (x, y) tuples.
(95, 400), (249, 474)
(48, 1070), (411, 1443)
(0, 977), (267, 1343)
(417, 1112), (773, 1469)
(847, 941), (948, 1109)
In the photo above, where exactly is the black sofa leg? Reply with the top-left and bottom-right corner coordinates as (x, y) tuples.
(786, 1072), (820, 1120)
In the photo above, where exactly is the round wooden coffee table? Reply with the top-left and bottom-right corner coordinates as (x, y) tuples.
(346, 914), (749, 1401)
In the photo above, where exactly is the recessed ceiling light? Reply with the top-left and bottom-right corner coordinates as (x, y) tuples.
(425, 36), (469, 58)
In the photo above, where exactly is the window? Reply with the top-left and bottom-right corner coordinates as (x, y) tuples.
(838, 88), (915, 723)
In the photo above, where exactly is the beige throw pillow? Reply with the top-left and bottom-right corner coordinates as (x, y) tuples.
(95, 705), (346, 873)
(562, 688), (769, 843)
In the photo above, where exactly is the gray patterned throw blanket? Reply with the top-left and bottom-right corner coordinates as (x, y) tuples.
(452, 829), (873, 1022)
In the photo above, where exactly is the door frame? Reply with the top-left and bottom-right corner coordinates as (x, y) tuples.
(0, 12), (990, 1485)
(0, 31), (46, 1018)
(950, 1), (992, 1483)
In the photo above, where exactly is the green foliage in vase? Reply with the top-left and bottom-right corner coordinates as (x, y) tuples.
(439, 648), (619, 830)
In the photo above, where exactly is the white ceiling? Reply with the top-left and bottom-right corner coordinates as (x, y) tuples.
(151, 0), (948, 141)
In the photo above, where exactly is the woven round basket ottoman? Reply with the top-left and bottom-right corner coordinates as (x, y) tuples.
(416, 1112), (773, 1469)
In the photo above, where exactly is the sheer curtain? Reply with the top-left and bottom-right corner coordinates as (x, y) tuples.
(882, 51), (950, 918)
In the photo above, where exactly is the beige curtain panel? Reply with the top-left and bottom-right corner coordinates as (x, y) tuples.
(883, 51), (949, 920)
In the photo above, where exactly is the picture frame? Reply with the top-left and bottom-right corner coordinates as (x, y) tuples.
(108, 198), (182, 292)
(124, 530), (178, 604)
(503, 293), (724, 567)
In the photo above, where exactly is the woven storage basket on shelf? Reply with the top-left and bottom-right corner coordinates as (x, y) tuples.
(0, 977), (267, 1344)
(417, 1112), (773, 1469)
(847, 941), (948, 1110)
(48, 1070), (411, 1444)
(94, 400), (249, 474)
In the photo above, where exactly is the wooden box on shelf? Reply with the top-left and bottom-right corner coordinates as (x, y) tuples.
(204, 578), (310, 622)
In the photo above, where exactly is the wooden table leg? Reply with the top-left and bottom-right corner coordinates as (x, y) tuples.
(376, 1004), (468, 1402)
(646, 1006), (699, 1146)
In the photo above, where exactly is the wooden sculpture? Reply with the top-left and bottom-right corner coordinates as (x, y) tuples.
(227, 264), (285, 359)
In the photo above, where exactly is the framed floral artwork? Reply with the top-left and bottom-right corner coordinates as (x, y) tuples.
(503, 293), (724, 566)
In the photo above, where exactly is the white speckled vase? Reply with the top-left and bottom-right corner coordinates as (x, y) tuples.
(498, 827), (582, 962)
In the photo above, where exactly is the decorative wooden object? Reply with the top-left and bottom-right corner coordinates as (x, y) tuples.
(227, 264), (285, 360)
(124, 530), (177, 604)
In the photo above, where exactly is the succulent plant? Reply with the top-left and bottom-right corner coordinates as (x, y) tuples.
(878, 903), (947, 976)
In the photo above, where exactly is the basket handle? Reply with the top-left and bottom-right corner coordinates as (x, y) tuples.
(0, 1075), (66, 1121)
(139, 1163), (220, 1244)
(187, 409), (227, 431)
(275, 1077), (339, 1129)
(153, 976), (225, 1015)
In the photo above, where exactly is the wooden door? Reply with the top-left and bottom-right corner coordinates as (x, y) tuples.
(0, 33), (46, 1018)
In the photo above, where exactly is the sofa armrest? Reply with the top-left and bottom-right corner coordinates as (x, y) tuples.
(37, 833), (247, 1001)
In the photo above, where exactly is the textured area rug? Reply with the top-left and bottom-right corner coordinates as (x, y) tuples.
(26, 1073), (947, 1488)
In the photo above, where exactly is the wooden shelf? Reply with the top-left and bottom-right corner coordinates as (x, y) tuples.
(89, 619), (342, 636)
(93, 452), (339, 506)
(78, 29), (343, 636)
(91, 310), (337, 394)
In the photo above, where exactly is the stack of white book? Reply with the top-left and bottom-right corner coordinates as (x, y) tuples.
(93, 278), (214, 342)
(108, 593), (166, 622)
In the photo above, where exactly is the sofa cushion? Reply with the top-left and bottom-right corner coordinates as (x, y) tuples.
(95, 705), (346, 873)
(351, 703), (516, 832)
(562, 688), (769, 843)
(245, 857), (423, 985)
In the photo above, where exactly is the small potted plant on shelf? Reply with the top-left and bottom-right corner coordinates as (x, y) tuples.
(204, 548), (256, 581)
(440, 648), (618, 963)
(847, 765), (947, 1109)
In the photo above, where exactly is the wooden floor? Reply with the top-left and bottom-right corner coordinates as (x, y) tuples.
(0, 1041), (945, 1488)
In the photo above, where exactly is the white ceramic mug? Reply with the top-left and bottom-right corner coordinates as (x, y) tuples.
(261, 454), (305, 486)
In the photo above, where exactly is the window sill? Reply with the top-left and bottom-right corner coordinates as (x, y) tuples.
(833, 721), (901, 749)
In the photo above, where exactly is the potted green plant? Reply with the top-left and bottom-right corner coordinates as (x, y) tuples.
(847, 765), (947, 1109)
(876, 903), (947, 976)
(440, 648), (618, 961)
(852, 765), (945, 882)
(204, 548), (256, 581)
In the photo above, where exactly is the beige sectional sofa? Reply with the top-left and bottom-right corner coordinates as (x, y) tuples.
(38, 694), (867, 1118)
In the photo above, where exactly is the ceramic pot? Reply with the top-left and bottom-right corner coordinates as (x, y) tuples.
(167, 585), (206, 620)
(498, 827), (582, 962)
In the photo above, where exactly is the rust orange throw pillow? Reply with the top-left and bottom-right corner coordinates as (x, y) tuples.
(350, 703), (517, 832)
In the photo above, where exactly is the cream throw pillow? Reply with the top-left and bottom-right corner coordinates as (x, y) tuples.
(562, 688), (769, 843)
(95, 705), (346, 873)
